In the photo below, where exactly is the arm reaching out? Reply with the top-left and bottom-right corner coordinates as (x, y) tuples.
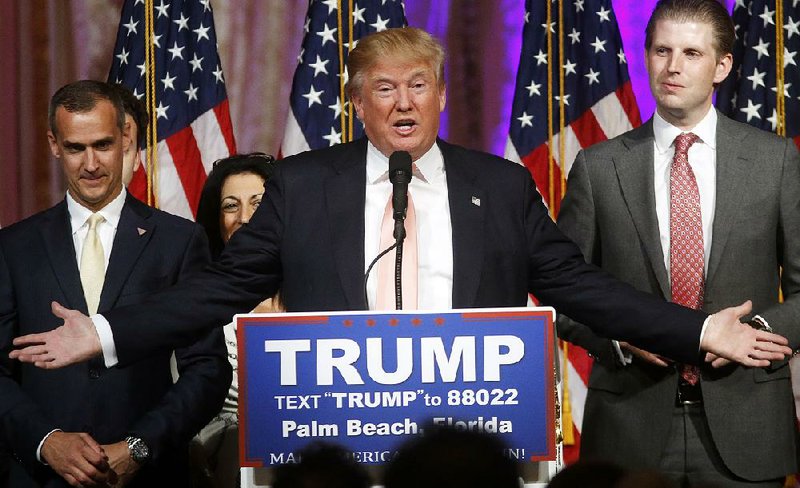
(9, 302), (101, 368)
(701, 301), (792, 367)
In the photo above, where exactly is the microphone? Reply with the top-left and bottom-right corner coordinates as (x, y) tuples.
(388, 151), (413, 241)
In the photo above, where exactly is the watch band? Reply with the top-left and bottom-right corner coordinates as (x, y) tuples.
(125, 436), (150, 465)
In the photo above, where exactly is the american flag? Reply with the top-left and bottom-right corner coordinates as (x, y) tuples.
(281, 0), (407, 157)
(505, 0), (641, 463)
(108, 0), (236, 219)
(716, 0), (800, 148)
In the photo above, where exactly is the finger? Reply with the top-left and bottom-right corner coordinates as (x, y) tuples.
(12, 352), (53, 364)
(650, 356), (670, 367)
(711, 357), (731, 368)
(12, 333), (47, 347)
(79, 433), (107, 459)
(755, 330), (790, 345)
(35, 359), (62, 369)
(742, 357), (771, 368)
(9, 344), (50, 357)
(62, 472), (80, 487)
(753, 340), (792, 355)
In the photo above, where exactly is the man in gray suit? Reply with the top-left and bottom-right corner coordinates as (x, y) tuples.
(558, 0), (800, 486)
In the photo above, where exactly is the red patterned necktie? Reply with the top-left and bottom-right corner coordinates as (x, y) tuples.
(670, 132), (703, 385)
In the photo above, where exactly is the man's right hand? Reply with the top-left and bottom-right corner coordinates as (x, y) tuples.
(41, 431), (115, 487)
(619, 341), (671, 367)
(9, 301), (102, 368)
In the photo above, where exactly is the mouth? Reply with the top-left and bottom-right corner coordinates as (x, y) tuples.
(393, 119), (417, 135)
(661, 81), (683, 92)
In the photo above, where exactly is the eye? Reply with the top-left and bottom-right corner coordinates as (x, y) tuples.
(252, 198), (262, 208)
(221, 201), (240, 213)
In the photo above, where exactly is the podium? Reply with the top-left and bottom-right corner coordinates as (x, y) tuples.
(237, 307), (559, 486)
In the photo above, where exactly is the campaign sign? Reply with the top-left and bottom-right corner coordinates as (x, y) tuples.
(238, 307), (555, 467)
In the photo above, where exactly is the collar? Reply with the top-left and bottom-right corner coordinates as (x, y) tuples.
(653, 107), (717, 154)
(67, 188), (127, 235)
(366, 141), (442, 184)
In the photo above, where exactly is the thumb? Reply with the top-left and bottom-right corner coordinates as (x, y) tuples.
(50, 301), (70, 319)
(731, 300), (753, 319)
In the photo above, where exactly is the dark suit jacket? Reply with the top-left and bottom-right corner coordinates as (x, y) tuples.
(103, 138), (707, 369)
(557, 114), (800, 480)
(0, 194), (231, 487)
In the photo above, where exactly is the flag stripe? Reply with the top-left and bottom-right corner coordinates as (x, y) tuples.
(213, 99), (237, 155)
(165, 127), (206, 216)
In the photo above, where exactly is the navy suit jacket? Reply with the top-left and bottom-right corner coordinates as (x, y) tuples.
(101, 139), (707, 368)
(0, 194), (231, 487)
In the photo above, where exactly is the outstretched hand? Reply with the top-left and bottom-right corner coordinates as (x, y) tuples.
(701, 301), (792, 367)
(9, 301), (102, 369)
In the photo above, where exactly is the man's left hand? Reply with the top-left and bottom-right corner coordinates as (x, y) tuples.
(103, 441), (140, 487)
(9, 301), (102, 368)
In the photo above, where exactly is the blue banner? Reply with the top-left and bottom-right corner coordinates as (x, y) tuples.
(238, 308), (556, 466)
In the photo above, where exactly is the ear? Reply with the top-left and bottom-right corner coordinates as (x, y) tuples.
(47, 131), (60, 158)
(122, 118), (133, 154)
(132, 147), (142, 172)
(352, 93), (365, 121)
(713, 52), (733, 84)
(438, 85), (447, 113)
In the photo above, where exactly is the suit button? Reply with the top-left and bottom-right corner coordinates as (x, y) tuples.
(88, 369), (100, 379)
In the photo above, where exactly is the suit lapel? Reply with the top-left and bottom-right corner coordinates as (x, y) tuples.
(441, 141), (485, 308)
(38, 201), (88, 312)
(326, 140), (368, 309)
(98, 195), (154, 312)
(613, 121), (671, 298)
(706, 114), (751, 285)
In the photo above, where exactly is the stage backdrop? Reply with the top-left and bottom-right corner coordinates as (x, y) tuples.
(0, 0), (737, 226)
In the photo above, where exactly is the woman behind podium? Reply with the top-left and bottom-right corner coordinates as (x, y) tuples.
(191, 152), (282, 488)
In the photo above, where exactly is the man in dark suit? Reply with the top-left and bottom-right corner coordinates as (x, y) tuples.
(9, 29), (790, 378)
(557, 1), (800, 486)
(0, 80), (231, 486)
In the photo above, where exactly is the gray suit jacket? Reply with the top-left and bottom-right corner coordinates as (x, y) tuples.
(557, 113), (800, 481)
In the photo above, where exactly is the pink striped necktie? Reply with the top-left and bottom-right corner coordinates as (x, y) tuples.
(376, 193), (418, 310)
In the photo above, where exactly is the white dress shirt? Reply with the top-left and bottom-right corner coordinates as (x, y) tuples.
(364, 141), (454, 310)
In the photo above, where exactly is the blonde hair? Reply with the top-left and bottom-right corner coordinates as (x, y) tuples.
(346, 27), (445, 99)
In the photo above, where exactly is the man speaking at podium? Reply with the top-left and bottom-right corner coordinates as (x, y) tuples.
(10, 28), (790, 374)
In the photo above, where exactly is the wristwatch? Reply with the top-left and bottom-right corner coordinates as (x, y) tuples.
(125, 436), (150, 465)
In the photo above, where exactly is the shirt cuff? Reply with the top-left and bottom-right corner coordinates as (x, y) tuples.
(92, 314), (119, 368)
(37, 429), (62, 464)
(612, 340), (632, 365)
(699, 315), (710, 352)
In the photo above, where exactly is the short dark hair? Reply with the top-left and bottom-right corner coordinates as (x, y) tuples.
(384, 425), (520, 488)
(272, 442), (371, 488)
(195, 153), (276, 259)
(645, 0), (735, 59)
(49, 80), (126, 137)
(112, 83), (149, 150)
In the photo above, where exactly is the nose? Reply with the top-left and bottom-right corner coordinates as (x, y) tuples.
(396, 86), (411, 111)
(666, 53), (682, 73)
(84, 149), (100, 172)
(240, 205), (255, 224)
